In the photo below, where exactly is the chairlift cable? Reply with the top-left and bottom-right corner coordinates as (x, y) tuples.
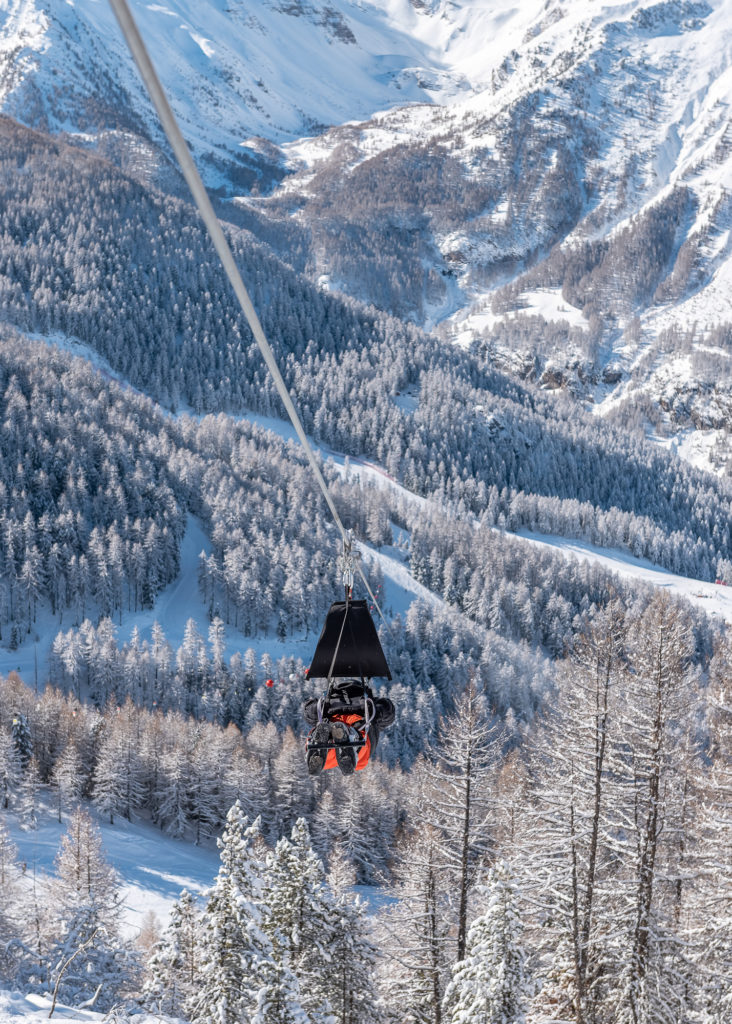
(108, 0), (388, 626)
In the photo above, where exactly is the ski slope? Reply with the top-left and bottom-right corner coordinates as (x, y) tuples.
(517, 530), (732, 624)
(6, 800), (220, 942)
(246, 410), (732, 625)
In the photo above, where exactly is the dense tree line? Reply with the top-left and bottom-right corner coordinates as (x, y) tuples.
(0, 332), (721, 694)
(1, 122), (732, 584)
(45, 597), (554, 770)
(0, 669), (402, 880)
(0, 592), (729, 1021)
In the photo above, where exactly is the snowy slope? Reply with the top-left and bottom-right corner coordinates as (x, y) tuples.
(4, 0), (732, 447)
(0, 989), (175, 1023)
(6, 800), (220, 939)
(518, 529), (732, 624)
(256, 0), (732, 451)
(0, 331), (442, 686)
(0, 0), (532, 184)
(3, 325), (727, 694)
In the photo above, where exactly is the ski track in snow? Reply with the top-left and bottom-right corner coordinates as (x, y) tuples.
(245, 412), (732, 625)
(516, 530), (732, 624)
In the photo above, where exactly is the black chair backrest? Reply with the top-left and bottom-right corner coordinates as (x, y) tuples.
(306, 600), (392, 680)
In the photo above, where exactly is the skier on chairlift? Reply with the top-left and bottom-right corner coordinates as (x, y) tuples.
(303, 597), (394, 776)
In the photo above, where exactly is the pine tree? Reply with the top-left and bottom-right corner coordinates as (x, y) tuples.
(188, 803), (277, 1024)
(144, 889), (200, 1016)
(92, 720), (127, 825)
(0, 814), (22, 979)
(157, 746), (191, 839)
(51, 741), (82, 823)
(380, 816), (451, 1024)
(251, 956), (311, 1024)
(46, 806), (137, 1011)
(11, 712), (32, 774)
(443, 861), (529, 1024)
(325, 845), (379, 1024)
(17, 755), (41, 830)
(0, 727), (18, 810)
(263, 818), (336, 1023)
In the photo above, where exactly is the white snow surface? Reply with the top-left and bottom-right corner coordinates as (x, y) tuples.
(0, 0), (545, 162)
(0, 988), (174, 1023)
(6, 801), (220, 942)
(0, 331), (439, 684)
(5, 1), (732, 463)
(516, 530), (732, 625)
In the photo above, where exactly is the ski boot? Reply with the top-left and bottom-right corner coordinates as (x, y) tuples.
(330, 721), (358, 776)
(306, 721), (331, 776)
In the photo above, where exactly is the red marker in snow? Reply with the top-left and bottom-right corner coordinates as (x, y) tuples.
(266, 678), (274, 688)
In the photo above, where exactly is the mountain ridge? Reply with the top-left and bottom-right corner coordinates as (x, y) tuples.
(1, 0), (732, 467)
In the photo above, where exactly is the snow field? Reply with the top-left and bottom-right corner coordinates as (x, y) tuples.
(5, 799), (220, 940)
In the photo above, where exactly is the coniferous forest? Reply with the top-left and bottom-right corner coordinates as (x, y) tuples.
(0, 78), (730, 1024)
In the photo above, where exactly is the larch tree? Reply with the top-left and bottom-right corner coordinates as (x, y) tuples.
(0, 815), (22, 980)
(46, 806), (136, 1011)
(611, 593), (698, 1024)
(521, 600), (628, 1024)
(686, 635), (732, 1021)
(380, 810), (452, 1024)
(425, 683), (500, 961)
(325, 844), (379, 1024)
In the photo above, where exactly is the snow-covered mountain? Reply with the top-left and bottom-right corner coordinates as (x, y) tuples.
(255, 0), (732, 466)
(2, 0), (732, 466)
(0, 0), (505, 187)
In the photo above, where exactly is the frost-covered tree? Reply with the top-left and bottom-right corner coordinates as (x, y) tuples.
(520, 601), (627, 1024)
(0, 727), (18, 810)
(425, 683), (499, 961)
(325, 845), (379, 1024)
(610, 594), (697, 1024)
(251, 956), (311, 1024)
(0, 815), (23, 980)
(263, 818), (336, 1023)
(380, 816), (452, 1024)
(144, 889), (200, 1017)
(188, 803), (277, 1024)
(16, 755), (41, 830)
(685, 637), (732, 1021)
(51, 742), (82, 823)
(92, 722), (128, 826)
(11, 712), (32, 774)
(45, 806), (137, 1011)
(442, 860), (529, 1024)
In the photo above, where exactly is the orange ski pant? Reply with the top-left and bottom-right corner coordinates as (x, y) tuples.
(323, 712), (371, 771)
